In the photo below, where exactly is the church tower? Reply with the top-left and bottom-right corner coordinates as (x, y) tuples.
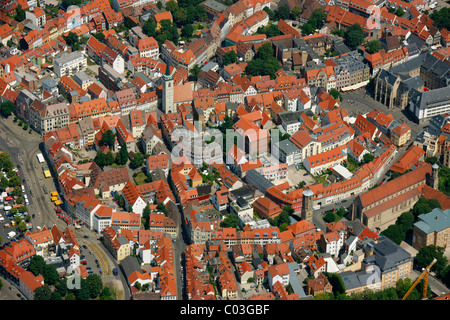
(431, 163), (439, 190)
(301, 190), (314, 223)
(162, 65), (174, 114)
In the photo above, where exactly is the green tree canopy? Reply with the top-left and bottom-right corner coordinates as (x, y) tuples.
(0, 101), (15, 117)
(344, 23), (365, 50)
(412, 197), (441, 219)
(366, 40), (381, 54)
(143, 18), (157, 37)
(276, 5), (290, 20)
(43, 264), (60, 286)
(245, 42), (280, 79)
(222, 50), (238, 66)
(101, 130), (116, 148)
(329, 88), (343, 102)
(430, 7), (450, 30)
(87, 274), (103, 299)
(28, 255), (46, 276)
(222, 213), (239, 228)
(130, 152), (145, 169)
(415, 245), (448, 274)
(256, 23), (281, 38)
(381, 224), (405, 245)
(181, 24), (194, 39)
(34, 285), (52, 300)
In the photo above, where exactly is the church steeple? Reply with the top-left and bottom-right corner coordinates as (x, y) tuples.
(162, 63), (174, 114)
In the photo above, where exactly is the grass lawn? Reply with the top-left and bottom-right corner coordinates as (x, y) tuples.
(133, 172), (147, 185)
(316, 174), (329, 185)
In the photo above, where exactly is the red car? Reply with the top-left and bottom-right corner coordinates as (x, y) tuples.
(56, 208), (62, 213)
(81, 260), (87, 264)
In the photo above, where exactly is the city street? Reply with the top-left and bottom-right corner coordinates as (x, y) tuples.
(0, 116), (129, 299)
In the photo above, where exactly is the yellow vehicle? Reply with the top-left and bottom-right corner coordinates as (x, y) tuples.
(51, 191), (58, 197)
(51, 196), (58, 202)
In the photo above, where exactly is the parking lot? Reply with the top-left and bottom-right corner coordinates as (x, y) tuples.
(341, 90), (425, 139)
(287, 165), (317, 188)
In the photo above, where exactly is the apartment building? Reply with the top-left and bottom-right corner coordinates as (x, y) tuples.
(54, 51), (87, 78)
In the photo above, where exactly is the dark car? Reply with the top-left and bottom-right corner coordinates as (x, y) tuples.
(83, 235), (89, 239)
(83, 245), (87, 249)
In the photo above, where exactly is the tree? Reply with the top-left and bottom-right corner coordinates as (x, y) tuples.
(325, 272), (346, 295)
(263, 7), (276, 21)
(430, 7), (450, 30)
(166, 0), (179, 14)
(344, 23), (365, 50)
(142, 205), (151, 229)
(290, 6), (303, 20)
(43, 264), (59, 285)
(18, 221), (28, 232)
(0, 176), (8, 190)
(130, 152), (145, 169)
(63, 32), (79, 49)
(54, 278), (68, 297)
(99, 287), (114, 300)
(101, 130), (115, 148)
(15, 5), (26, 22)
(92, 32), (106, 43)
(222, 213), (239, 228)
(363, 153), (374, 163)
(12, 186), (22, 197)
(381, 224), (405, 245)
(309, 8), (327, 30)
(50, 291), (63, 300)
(222, 50), (237, 66)
(396, 211), (414, 233)
(245, 42), (280, 79)
(174, 7), (188, 26)
(395, 278), (420, 300)
(195, 5), (207, 21)
(301, 23), (314, 35)
(276, 5), (290, 20)
(34, 285), (52, 300)
(87, 274), (103, 299)
(0, 101), (15, 118)
(143, 18), (157, 37)
(28, 255), (46, 276)
(366, 40), (381, 54)
(412, 197), (441, 219)
(115, 146), (129, 165)
(73, 278), (91, 300)
(329, 88), (343, 102)
(8, 175), (22, 188)
(415, 245), (448, 274)
(189, 64), (200, 81)
(395, 7), (405, 16)
(181, 24), (194, 39)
